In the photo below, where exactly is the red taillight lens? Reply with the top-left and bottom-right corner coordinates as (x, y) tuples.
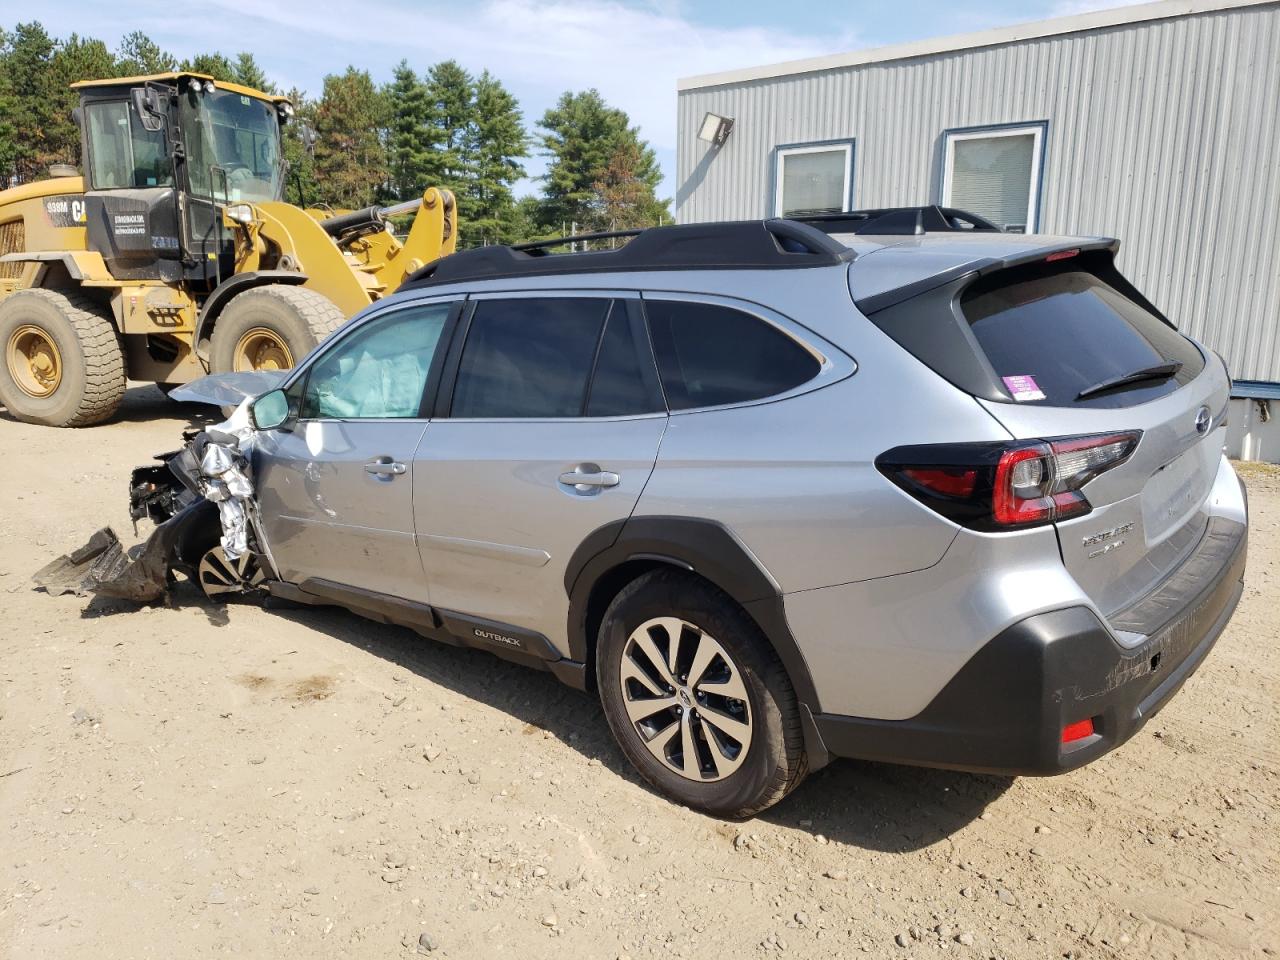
(993, 445), (1054, 525)
(902, 467), (977, 498)
(878, 432), (1141, 531)
(1061, 717), (1095, 743)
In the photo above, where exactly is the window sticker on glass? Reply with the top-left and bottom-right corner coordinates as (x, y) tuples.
(1002, 374), (1046, 402)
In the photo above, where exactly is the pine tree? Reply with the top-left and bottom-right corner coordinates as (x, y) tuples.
(179, 51), (274, 93)
(536, 89), (663, 232)
(115, 31), (176, 75)
(182, 52), (236, 81)
(587, 139), (670, 233)
(233, 52), (274, 93)
(0, 28), (19, 185)
(1, 23), (63, 182)
(463, 71), (527, 245)
(385, 60), (436, 201)
(281, 86), (320, 207)
(422, 60), (475, 203)
(48, 34), (118, 170)
(313, 67), (388, 209)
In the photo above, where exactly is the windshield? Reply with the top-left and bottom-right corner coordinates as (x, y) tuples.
(182, 88), (282, 202)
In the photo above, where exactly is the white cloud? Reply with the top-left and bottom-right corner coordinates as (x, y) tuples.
(196, 0), (851, 152)
(33, 0), (856, 195)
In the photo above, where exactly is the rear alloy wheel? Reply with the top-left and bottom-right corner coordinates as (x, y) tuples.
(197, 545), (265, 599)
(597, 570), (806, 818)
(619, 617), (754, 781)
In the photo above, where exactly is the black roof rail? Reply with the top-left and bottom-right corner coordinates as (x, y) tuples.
(402, 218), (855, 288)
(790, 206), (1003, 236)
(512, 229), (643, 254)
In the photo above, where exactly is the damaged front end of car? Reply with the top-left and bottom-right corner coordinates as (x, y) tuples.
(35, 399), (276, 604)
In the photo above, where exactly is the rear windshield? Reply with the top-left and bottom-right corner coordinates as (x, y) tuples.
(962, 268), (1204, 408)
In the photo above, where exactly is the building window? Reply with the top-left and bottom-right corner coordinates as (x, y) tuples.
(941, 123), (1046, 233)
(773, 141), (854, 217)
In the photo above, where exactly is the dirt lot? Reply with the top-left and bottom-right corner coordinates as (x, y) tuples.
(0, 386), (1277, 960)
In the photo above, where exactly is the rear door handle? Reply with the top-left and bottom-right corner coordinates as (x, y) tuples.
(365, 457), (407, 477)
(559, 468), (620, 489)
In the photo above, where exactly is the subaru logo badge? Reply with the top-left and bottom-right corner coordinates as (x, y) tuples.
(1194, 405), (1212, 435)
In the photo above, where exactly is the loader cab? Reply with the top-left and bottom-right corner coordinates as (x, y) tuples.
(72, 72), (288, 289)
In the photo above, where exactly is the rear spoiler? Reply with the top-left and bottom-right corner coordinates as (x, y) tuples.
(854, 238), (1122, 315)
(855, 237), (1174, 331)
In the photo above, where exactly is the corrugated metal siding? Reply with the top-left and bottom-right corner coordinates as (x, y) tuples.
(676, 3), (1280, 382)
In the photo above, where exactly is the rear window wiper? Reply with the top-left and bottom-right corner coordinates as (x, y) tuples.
(1076, 360), (1183, 400)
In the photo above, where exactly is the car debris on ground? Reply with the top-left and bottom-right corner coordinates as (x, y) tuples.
(33, 390), (270, 603)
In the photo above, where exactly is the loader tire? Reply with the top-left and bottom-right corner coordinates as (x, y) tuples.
(0, 288), (125, 427)
(209, 286), (346, 376)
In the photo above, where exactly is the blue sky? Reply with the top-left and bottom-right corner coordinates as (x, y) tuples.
(25, 0), (1137, 197)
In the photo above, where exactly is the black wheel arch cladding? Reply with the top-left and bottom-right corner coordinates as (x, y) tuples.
(564, 516), (821, 710)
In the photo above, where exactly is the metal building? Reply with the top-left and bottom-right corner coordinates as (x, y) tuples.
(676, 0), (1280, 452)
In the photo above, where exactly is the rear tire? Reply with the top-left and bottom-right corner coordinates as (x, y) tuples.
(596, 569), (807, 818)
(208, 285), (345, 375)
(0, 288), (125, 427)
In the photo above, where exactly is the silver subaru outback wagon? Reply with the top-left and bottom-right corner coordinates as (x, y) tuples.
(153, 207), (1248, 818)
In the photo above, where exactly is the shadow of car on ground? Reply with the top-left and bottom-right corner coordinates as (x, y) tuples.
(255, 597), (1013, 849)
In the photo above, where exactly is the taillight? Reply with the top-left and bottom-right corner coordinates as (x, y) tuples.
(878, 432), (1141, 531)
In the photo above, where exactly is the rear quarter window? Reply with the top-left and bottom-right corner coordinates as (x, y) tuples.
(962, 268), (1205, 408)
(643, 299), (820, 410)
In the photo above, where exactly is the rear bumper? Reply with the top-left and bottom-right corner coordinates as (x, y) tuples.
(812, 513), (1247, 775)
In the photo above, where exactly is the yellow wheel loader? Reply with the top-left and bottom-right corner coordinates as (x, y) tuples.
(0, 72), (456, 426)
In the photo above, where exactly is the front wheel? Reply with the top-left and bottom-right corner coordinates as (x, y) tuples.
(196, 544), (266, 600)
(208, 285), (345, 376)
(596, 570), (807, 818)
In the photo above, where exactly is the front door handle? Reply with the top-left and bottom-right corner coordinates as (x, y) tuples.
(365, 457), (407, 478)
(559, 466), (621, 490)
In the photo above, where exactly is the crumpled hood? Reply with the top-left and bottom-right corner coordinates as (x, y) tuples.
(169, 370), (288, 406)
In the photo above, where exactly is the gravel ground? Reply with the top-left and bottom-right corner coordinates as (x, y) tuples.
(1, 386), (1277, 959)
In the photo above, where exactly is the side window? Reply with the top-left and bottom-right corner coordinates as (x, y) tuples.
(644, 300), (821, 410)
(84, 100), (173, 190)
(301, 302), (450, 419)
(586, 304), (665, 417)
(451, 298), (609, 418)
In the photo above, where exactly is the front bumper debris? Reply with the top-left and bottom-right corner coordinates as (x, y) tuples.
(33, 402), (271, 603)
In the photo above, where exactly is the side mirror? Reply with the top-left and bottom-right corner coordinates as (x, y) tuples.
(300, 122), (317, 158)
(131, 87), (165, 132)
(250, 389), (290, 430)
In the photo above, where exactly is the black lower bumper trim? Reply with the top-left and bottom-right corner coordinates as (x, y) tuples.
(813, 515), (1247, 776)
